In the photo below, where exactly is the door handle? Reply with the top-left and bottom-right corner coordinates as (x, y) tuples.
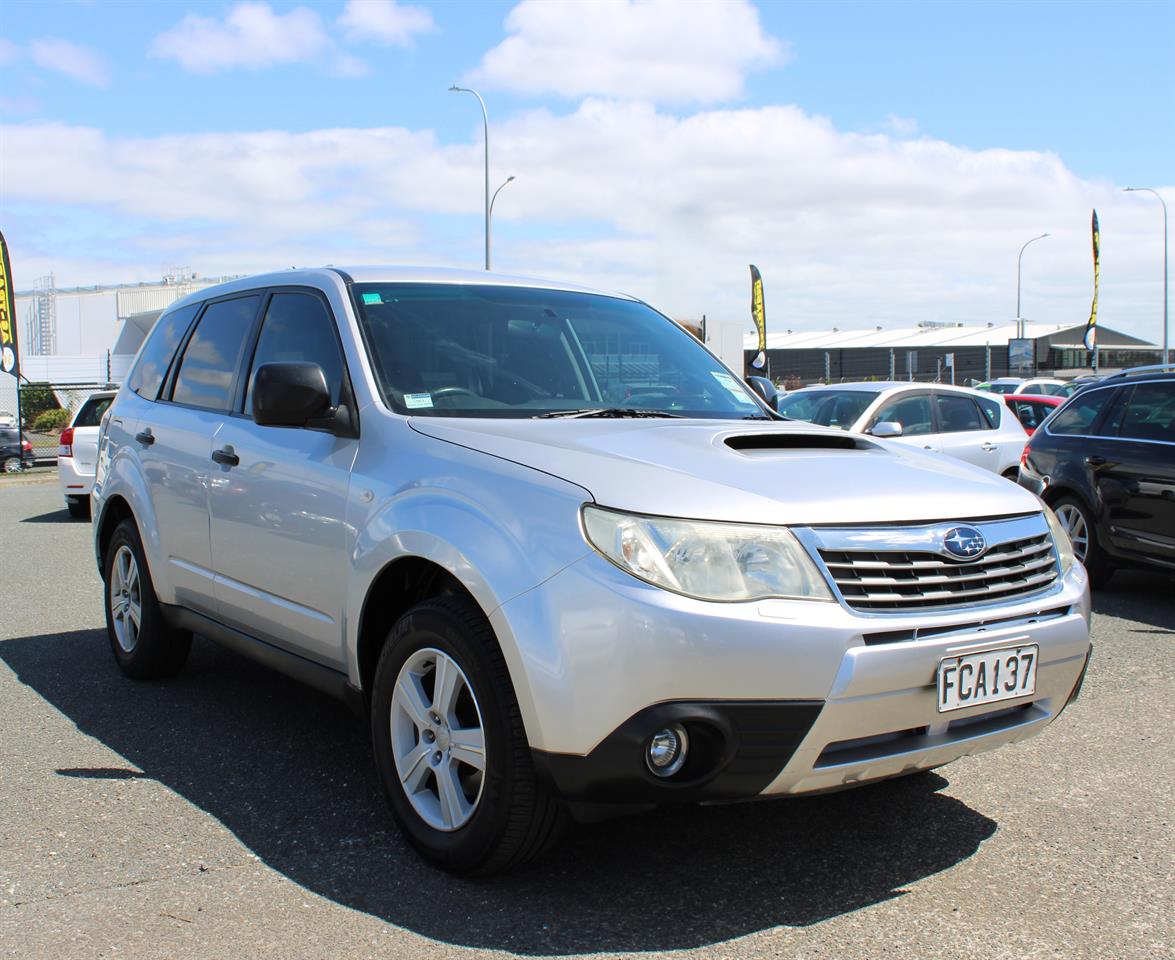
(1085, 455), (1106, 467)
(922, 444), (935, 450)
(135, 429), (155, 446)
(980, 442), (997, 452)
(211, 447), (239, 467)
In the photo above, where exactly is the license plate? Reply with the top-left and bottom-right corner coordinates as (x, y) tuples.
(937, 645), (1037, 713)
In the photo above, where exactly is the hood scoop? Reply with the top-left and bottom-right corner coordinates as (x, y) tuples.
(724, 432), (870, 452)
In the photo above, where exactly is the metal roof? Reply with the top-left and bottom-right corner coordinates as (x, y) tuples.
(744, 321), (1157, 351)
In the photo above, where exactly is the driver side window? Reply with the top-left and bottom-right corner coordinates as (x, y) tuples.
(871, 393), (933, 436)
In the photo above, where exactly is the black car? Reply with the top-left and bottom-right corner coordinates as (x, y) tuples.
(1019, 365), (1175, 585)
(1, 427), (35, 473)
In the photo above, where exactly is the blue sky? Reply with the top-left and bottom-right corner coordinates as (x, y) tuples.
(1, 0), (1172, 343)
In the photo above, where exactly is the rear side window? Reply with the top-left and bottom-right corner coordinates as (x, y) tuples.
(976, 395), (1001, 428)
(1048, 387), (1118, 436)
(1118, 381), (1175, 443)
(244, 292), (346, 415)
(72, 395), (113, 428)
(171, 296), (261, 411)
(127, 303), (200, 400)
(935, 394), (983, 433)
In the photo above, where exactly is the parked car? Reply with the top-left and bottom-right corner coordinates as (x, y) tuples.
(58, 390), (115, 518)
(1019, 364), (1175, 586)
(776, 381), (1028, 477)
(1, 427), (34, 472)
(0, 410), (15, 427)
(979, 378), (1025, 395)
(1004, 393), (1064, 436)
(1013, 378), (1068, 396)
(92, 268), (1091, 874)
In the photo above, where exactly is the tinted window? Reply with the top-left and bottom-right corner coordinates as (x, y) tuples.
(127, 304), (200, 400)
(776, 390), (879, 430)
(245, 293), (345, 415)
(73, 394), (114, 428)
(171, 296), (260, 411)
(935, 394), (983, 433)
(1118, 381), (1175, 443)
(871, 393), (933, 435)
(1048, 387), (1118, 436)
(976, 395), (1001, 428)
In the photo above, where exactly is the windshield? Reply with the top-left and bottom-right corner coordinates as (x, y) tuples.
(775, 389), (879, 429)
(352, 283), (766, 419)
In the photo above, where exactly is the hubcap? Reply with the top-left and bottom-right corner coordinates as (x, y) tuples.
(1055, 504), (1089, 562)
(108, 544), (142, 653)
(390, 647), (486, 832)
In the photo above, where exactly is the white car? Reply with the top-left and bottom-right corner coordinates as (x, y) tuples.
(777, 381), (1028, 478)
(59, 391), (115, 518)
(0, 410), (15, 427)
(1014, 378), (1068, 396)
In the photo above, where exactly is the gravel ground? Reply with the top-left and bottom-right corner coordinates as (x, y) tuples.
(1, 481), (1171, 960)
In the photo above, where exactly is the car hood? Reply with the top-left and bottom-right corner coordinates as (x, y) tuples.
(408, 417), (1042, 526)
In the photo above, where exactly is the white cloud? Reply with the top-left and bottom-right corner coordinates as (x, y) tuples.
(337, 0), (436, 45)
(149, 2), (331, 74)
(28, 37), (110, 87)
(471, 0), (784, 104)
(1, 104), (1168, 344)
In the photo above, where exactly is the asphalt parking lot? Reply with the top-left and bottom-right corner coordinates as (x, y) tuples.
(1, 477), (1172, 960)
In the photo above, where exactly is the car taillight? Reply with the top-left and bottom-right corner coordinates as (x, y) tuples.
(1020, 442), (1030, 468)
(59, 427), (74, 458)
(22, 438), (32, 453)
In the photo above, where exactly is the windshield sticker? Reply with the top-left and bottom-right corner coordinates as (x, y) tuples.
(711, 371), (757, 405)
(403, 393), (434, 409)
(361, 292), (382, 304)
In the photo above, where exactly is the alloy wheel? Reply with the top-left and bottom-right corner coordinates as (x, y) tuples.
(1054, 503), (1089, 562)
(390, 647), (486, 832)
(109, 544), (142, 653)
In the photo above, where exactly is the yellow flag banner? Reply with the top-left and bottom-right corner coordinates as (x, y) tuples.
(750, 264), (766, 369)
(0, 231), (19, 379)
(1082, 210), (1100, 352)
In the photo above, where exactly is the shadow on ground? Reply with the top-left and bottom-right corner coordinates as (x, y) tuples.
(1091, 569), (1175, 633)
(20, 509), (83, 524)
(1, 629), (997, 954)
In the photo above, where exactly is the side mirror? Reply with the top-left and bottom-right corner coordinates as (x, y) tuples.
(870, 421), (903, 438)
(253, 362), (332, 428)
(745, 375), (779, 408)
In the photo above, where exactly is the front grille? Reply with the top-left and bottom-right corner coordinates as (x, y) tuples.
(819, 533), (1059, 611)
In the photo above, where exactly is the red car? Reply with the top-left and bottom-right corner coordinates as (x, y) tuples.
(1004, 393), (1063, 436)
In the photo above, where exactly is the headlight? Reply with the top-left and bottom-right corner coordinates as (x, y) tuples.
(581, 505), (834, 602)
(1042, 504), (1076, 576)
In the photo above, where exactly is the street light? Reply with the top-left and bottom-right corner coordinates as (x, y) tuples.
(448, 85), (490, 270)
(1016, 232), (1050, 339)
(1124, 187), (1169, 364)
(488, 176), (515, 271)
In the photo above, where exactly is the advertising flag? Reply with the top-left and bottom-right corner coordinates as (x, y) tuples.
(0, 231), (18, 379)
(1082, 210), (1100, 352)
(750, 264), (767, 369)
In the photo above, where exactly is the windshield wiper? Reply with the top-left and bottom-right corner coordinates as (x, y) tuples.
(535, 407), (685, 419)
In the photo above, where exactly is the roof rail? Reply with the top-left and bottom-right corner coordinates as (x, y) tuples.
(1103, 362), (1175, 380)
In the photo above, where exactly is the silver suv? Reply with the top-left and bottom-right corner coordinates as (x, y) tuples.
(93, 268), (1092, 874)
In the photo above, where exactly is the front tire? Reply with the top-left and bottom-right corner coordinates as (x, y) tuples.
(1052, 495), (1113, 588)
(103, 519), (192, 679)
(370, 596), (566, 874)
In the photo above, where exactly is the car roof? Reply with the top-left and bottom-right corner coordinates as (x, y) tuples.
(793, 381), (998, 400)
(1006, 393), (1063, 403)
(166, 266), (636, 311)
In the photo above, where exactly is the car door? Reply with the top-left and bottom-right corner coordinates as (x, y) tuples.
(931, 392), (1002, 471)
(1097, 380), (1175, 568)
(864, 390), (941, 454)
(207, 288), (358, 668)
(137, 295), (262, 616)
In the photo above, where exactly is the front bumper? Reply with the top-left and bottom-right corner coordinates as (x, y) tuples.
(497, 550), (1091, 803)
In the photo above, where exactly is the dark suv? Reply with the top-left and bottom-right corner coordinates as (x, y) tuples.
(1019, 365), (1175, 585)
(1, 427), (34, 473)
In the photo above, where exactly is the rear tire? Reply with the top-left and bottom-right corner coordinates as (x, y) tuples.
(103, 519), (191, 679)
(1052, 495), (1113, 588)
(370, 596), (566, 874)
(3, 456), (23, 473)
(67, 497), (90, 520)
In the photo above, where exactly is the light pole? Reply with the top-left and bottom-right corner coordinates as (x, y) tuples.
(1124, 187), (1169, 364)
(1016, 232), (1050, 339)
(488, 176), (515, 271)
(448, 85), (490, 270)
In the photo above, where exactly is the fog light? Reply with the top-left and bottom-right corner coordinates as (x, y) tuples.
(646, 724), (689, 778)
